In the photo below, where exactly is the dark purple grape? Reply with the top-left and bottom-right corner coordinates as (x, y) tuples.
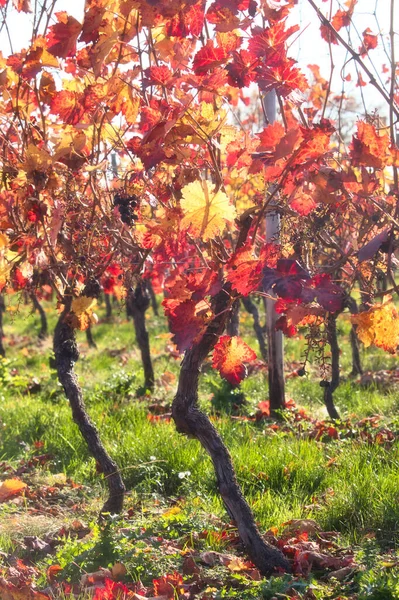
(113, 193), (139, 225)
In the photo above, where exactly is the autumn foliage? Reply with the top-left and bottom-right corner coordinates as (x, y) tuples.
(0, 0), (398, 586)
(0, 0), (396, 376)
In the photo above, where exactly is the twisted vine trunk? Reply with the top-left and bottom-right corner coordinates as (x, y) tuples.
(345, 297), (362, 377)
(127, 282), (154, 391)
(86, 325), (97, 349)
(323, 314), (340, 421)
(54, 297), (125, 515)
(146, 279), (159, 316)
(242, 296), (267, 361)
(0, 295), (5, 357)
(30, 293), (48, 340)
(172, 286), (290, 575)
(105, 294), (112, 318)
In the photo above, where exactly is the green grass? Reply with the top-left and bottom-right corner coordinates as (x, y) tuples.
(1, 295), (399, 598)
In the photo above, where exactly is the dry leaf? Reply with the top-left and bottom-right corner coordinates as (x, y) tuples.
(110, 562), (127, 579)
(0, 479), (27, 502)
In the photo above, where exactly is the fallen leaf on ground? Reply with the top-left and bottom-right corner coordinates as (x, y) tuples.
(80, 568), (112, 587)
(110, 562), (127, 579)
(46, 565), (62, 582)
(0, 578), (49, 600)
(0, 479), (27, 502)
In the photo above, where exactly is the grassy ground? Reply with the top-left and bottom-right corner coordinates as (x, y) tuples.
(1, 295), (399, 598)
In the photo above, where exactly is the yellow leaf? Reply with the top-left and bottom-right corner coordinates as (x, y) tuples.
(162, 506), (181, 518)
(0, 479), (27, 502)
(180, 179), (236, 241)
(71, 296), (97, 316)
(112, 285), (126, 301)
(23, 144), (52, 174)
(351, 299), (399, 354)
(227, 557), (249, 572)
(69, 296), (97, 331)
(53, 129), (86, 161)
(0, 234), (19, 291)
(90, 31), (119, 78)
(0, 233), (9, 249)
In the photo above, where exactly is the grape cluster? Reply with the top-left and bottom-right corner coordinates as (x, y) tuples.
(113, 193), (139, 225)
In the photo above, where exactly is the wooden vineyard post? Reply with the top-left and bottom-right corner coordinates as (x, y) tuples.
(263, 91), (285, 412)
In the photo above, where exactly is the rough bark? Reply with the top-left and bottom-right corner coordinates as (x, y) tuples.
(323, 314), (341, 421)
(127, 282), (154, 391)
(345, 297), (362, 377)
(146, 279), (159, 316)
(53, 297), (125, 515)
(242, 296), (267, 361)
(86, 325), (97, 349)
(0, 295), (5, 357)
(105, 294), (112, 318)
(172, 286), (290, 575)
(226, 299), (240, 337)
(30, 293), (48, 340)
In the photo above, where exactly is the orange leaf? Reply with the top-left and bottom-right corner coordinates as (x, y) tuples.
(12, 0), (32, 12)
(359, 28), (378, 56)
(352, 299), (399, 354)
(227, 557), (250, 572)
(350, 121), (390, 168)
(0, 479), (27, 502)
(212, 336), (257, 385)
(46, 565), (62, 583)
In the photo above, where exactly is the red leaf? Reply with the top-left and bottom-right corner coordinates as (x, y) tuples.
(92, 578), (131, 599)
(290, 193), (317, 216)
(226, 247), (263, 296)
(226, 49), (258, 88)
(145, 65), (174, 87)
(153, 572), (184, 599)
(50, 90), (85, 125)
(359, 28), (378, 56)
(47, 11), (82, 58)
(331, 8), (353, 31)
(193, 40), (227, 75)
(249, 22), (299, 60)
(212, 335), (257, 385)
(226, 244), (279, 296)
(320, 24), (338, 45)
(256, 56), (308, 97)
(166, 299), (212, 353)
(166, 1), (205, 37)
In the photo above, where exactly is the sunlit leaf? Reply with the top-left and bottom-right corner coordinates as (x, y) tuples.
(352, 299), (399, 354)
(212, 335), (256, 385)
(47, 12), (82, 58)
(69, 296), (98, 331)
(180, 179), (236, 241)
(0, 479), (27, 502)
